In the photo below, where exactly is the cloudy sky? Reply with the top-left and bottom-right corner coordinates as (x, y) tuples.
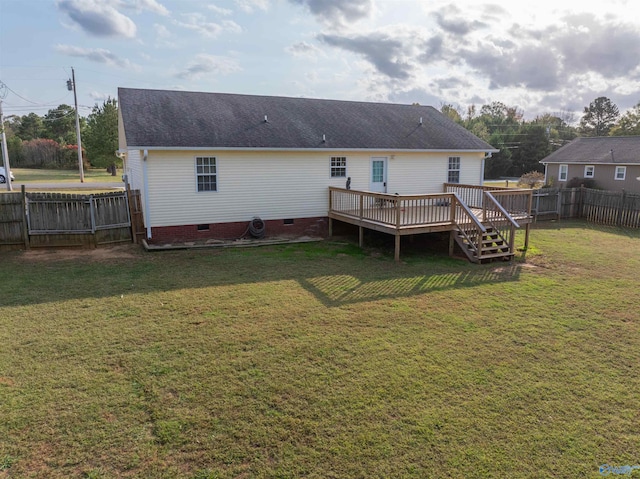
(2, 0), (640, 120)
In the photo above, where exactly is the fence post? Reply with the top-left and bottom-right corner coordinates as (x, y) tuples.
(616, 189), (626, 226)
(579, 186), (585, 218)
(21, 185), (30, 250)
(89, 195), (97, 248)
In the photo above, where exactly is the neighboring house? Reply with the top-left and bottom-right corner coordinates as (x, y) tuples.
(118, 88), (497, 243)
(541, 136), (640, 193)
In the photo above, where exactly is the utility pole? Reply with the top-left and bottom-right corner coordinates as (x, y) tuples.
(0, 82), (13, 192)
(68, 67), (84, 182)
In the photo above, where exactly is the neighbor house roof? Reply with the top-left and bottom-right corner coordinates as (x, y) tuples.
(118, 87), (496, 151)
(541, 136), (640, 165)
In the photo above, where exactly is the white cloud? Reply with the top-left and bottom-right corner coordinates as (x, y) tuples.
(122, 0), (169, 16)
(235, 0), (269, 13)
(174, 13), (242, 38)
(56, 0), (137, 38)
(89, 90), (111, 102)
(55, 44), (140, 70)
(176, 54), (242, 79)
(286, 41), (322, 58)
(208, 4), (233, 16)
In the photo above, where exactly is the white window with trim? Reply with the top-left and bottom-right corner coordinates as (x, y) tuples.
(196, 156), (217, 192)
(615, 166), (626, 180)
(448, 156), (461, 183)
(584, 165), (595, 178)
(559, 164), (568, 181)
(330, 156), (346, 177)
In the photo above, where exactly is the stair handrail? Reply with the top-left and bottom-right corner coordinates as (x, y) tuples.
(452, 192), (486, 257)
(484, 192), (520, 229)
(484, 191), (519, 255)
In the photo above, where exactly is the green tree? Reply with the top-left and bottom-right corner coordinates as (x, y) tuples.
(43, 104), (77, 143)
(611, 102), (640, 136)
(509, 125), (549, 176)
(83, 97), (119, 169)
(17, 113), (44, 141)
(579, 97), (619, 136)
(440, 103), (462, 123)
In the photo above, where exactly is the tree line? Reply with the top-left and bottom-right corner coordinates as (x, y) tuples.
(442, 96), (639, 179)
(3, 94), (639, 179)
(2, 98), (118, 170)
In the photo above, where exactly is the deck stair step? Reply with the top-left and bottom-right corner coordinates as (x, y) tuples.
(453, 226), (514, 263)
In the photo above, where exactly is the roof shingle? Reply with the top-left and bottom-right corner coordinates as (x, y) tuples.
(541, 136), (640, 164)
(118, 88), (495, 151)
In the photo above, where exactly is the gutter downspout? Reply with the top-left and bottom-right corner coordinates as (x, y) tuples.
(142, 149), (152, 239)
(482, 152), (492, 185)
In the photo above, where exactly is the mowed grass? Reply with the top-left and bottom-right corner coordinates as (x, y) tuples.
(10, 168), (122, 183)
(1, 221), (639, 478)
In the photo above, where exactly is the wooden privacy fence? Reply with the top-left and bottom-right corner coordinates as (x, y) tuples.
(0, 188), (143, 250)
(532, 187), (640, 228)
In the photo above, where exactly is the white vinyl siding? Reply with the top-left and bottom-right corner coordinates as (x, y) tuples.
(559, 164), (568, 181)
(125, 149), (143, 192)
(615, 166), (626, 180)
(144, 150), (485, 227)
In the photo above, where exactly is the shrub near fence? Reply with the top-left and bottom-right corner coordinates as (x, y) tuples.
(533, 187), (640, 228)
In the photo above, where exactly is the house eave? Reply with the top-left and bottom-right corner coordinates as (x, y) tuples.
(124, 146), (500, 154)
(541, 161), (639, 166)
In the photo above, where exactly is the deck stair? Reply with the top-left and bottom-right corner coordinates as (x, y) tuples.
(453, 225), (514, 263)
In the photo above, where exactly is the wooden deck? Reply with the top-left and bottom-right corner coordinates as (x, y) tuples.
(328, 185), (533, 262)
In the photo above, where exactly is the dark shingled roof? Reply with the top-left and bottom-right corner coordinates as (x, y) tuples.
(541, 136), (640, 164)
(118, 88), (495, 151)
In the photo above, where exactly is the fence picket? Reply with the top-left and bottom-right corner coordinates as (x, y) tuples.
(532, 187), (640, 228)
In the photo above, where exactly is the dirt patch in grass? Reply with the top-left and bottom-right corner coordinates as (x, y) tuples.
(19, 244), (142, 263)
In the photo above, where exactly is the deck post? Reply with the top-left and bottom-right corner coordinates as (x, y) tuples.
(359, 225), (363, 247)
(449, 195), (456, 226)
(394, 234), (400, 262)
(509, 224), (516, 253)
(328, 217), (333, 237)
(448, 230), (455, 257)
(482, 192), (487, 222)
(21, 184), (30, 250)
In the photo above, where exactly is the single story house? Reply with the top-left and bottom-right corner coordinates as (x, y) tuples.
(117, 88), (498, 243)
(541, 136), (640, 193)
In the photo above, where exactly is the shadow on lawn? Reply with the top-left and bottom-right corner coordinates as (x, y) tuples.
(0, 239), (525, 308)
(298, 263), (522, 307)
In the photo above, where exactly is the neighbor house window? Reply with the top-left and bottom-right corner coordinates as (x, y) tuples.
(448, 156), (461, 183)
(331, 156), (347, 177)
(196, 157), (217, 192)
(615, 166), (626, 180)
(584, 165), (595, 178)
(559, 164), (568, 181)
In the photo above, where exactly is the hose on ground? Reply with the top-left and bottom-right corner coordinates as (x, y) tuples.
(247, 216), (265, 238)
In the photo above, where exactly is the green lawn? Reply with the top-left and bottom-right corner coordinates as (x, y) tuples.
(1, 221), (639, 478)
(11, 168), (122, 183)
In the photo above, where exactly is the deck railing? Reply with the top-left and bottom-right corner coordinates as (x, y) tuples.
(444, 183), (533, 219)
(329, 187), (457, 229)
(452, 193), (486, 258)
(483, 192), (520, 254)
(444, 183), (511, 209)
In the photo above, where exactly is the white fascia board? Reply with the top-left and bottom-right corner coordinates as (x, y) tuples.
(127, 146), (500, 154)
(542, 160), (639, 166)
